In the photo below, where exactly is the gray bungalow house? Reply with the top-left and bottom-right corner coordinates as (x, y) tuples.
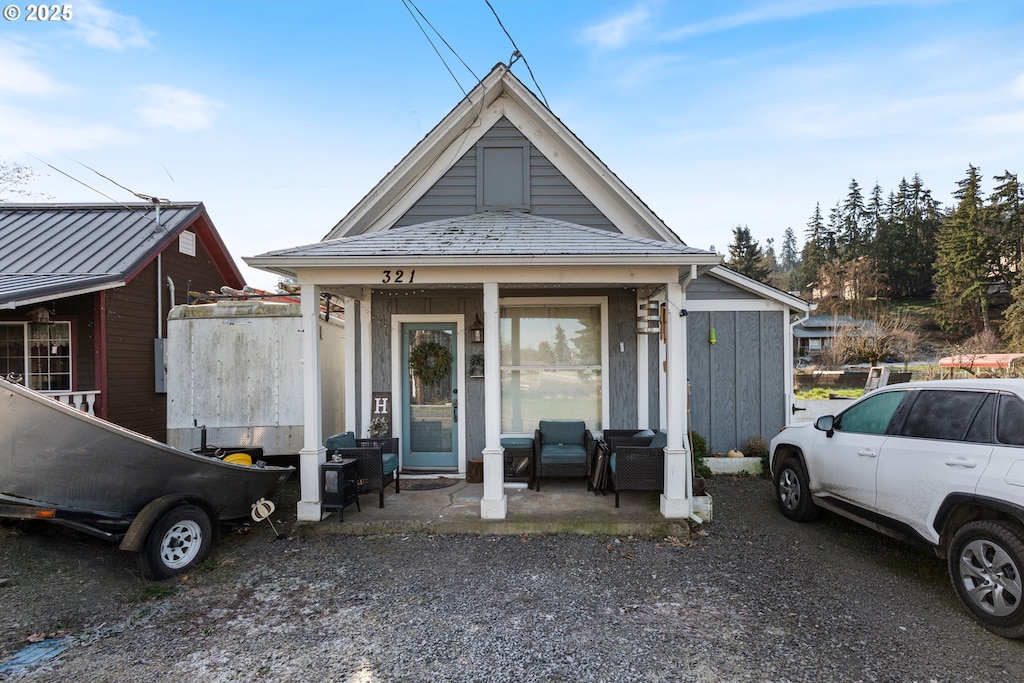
(246, 63), (809, 522)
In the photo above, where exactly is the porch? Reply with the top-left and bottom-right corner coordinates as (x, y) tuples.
(292, 476), (701, 539)
(42, 389), (100, 416)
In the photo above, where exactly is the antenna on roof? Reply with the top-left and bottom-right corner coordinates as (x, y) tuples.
(67, 157), (171, 227)
(26, 155), (172, 231)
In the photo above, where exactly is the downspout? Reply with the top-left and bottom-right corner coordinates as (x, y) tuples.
(156, 254), (163, 338)
(788, 308), (814, 420)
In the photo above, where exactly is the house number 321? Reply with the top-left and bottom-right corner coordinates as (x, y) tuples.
(381, 269), (415, 284)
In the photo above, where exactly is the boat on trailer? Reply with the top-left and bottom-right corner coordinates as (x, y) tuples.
(0, 375), (294, 579)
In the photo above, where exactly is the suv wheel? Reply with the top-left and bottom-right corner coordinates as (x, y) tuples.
(948, 520), (1024, 639)
(774, 457), (820, 522)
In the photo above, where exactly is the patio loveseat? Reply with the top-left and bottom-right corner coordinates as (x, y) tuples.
(326, 432), (400, 508)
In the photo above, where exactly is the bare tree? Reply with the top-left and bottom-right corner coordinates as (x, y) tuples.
(0, 158), (42, 202)
(824, 311), (922, 368)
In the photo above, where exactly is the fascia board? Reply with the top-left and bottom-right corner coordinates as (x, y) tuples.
(326, 69), (508, 240)
(245, 252), (720, 269)
(350, 104), (509, 236)
(291, 263), (692, 287)
(498, 79), (680, 244)
(709, 265), (811, 311)
(2, 280), (126, 309)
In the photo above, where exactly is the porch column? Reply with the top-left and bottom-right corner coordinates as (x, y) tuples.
(297, 283), (326, 522)
(342, 295), (357, 433)
(661, 280), (690, 518)
(480, 281), (507, 519)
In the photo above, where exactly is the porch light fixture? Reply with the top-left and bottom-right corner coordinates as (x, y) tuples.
(470, 315), (485, 343)
(637, 301), (660, 335)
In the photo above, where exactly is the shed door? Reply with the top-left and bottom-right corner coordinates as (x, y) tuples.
(402, 323), (458, 469)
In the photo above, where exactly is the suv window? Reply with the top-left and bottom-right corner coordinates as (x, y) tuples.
(835, 390), (906, 435)
(964, 394), (995, 443)
(996, 393), (1024, 446)
(898, 390), (989, 441)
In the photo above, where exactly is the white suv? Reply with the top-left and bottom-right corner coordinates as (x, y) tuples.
(770, 379), (1024, 638)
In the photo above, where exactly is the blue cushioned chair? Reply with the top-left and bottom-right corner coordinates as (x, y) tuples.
(533, 420), (596, 492)
(326, 432), (400, 508)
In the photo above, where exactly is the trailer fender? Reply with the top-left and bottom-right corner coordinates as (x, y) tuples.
(118, 495), (219, 552)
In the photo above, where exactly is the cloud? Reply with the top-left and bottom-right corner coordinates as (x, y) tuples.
(71, 0), (152, 51)
(135, 85), (224, 132)
(1011, 74), (1024, 99)
(579, 3), (655, 49)
(0, 104), (121, 156)
(0, 41), (66, 96)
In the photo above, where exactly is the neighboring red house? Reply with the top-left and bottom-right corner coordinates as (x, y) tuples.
(0, 202), (244, 440)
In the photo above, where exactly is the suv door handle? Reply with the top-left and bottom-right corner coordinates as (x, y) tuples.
(857, 449), (878, 458)
(945, 457), (977, 469)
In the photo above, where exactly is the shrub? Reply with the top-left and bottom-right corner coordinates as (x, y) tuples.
(689, 430), (712, 479)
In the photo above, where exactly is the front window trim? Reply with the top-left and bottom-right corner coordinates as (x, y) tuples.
(1, 321), (72, 392)
(499, 296), (609, 435)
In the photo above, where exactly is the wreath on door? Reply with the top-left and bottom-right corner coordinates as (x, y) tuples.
(409, 340), (452, 385)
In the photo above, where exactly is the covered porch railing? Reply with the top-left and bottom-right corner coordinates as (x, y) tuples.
(43, 390), (100, 416)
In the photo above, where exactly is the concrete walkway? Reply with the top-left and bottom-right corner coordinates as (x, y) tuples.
(296, 477), (695, 540)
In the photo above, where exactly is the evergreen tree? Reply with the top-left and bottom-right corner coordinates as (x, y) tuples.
(1002, 257), (1024, 352)
(726, 225), (771, 282)
(799, 203), (829, 291)
(934, 165), (994, 333)
(838, 179), (867, 259)
(989, 171), (1024, 292)
(781, 227), (799, 272)
(873, 175), (941, 299)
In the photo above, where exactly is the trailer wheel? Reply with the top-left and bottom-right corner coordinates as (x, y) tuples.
(138, 504), (212, 580)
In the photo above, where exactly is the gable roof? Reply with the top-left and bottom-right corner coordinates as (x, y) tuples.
(323, 63), (681, 244)
(250, 211), (717, 277)
(705, 266), (811, 313)
(793, 315), (877, 339)
(0, 202), (244, 308)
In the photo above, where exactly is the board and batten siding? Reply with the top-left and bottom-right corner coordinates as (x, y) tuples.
(370, 288), (638, 455)
(396, 117), (617, 232)
(686, 275), (763, 301)
(686, 309), (786, 454)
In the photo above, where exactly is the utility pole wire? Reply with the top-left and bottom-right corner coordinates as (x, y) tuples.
(485, 0), (549, 109)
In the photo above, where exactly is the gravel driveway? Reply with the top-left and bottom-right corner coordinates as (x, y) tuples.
(2, 475), (1022, 682)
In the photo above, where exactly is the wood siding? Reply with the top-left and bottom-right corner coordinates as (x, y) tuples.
(686, 310), (786, 453)
(105, 231), (230, 441)
(370, 288), (637, 455)
(687, 274), (763, 301)
(396, 118), (617, 231)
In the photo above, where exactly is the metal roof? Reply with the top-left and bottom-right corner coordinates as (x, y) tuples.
(257, 211), (714, 262)
(0, 202), (207, 308)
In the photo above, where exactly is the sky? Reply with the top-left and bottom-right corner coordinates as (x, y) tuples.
(2, 0), (1023, 291)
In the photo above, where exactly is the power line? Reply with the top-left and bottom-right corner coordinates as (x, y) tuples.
(401, 0), (482, 99)
(26, 154), (170, 230)
(485, 0), (549, 109)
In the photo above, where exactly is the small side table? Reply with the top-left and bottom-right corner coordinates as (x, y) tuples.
(501, 437), (534, 488)
(320, 458), (360, 521)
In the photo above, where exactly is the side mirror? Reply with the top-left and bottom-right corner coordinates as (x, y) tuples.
(814, 415), (835, 437)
